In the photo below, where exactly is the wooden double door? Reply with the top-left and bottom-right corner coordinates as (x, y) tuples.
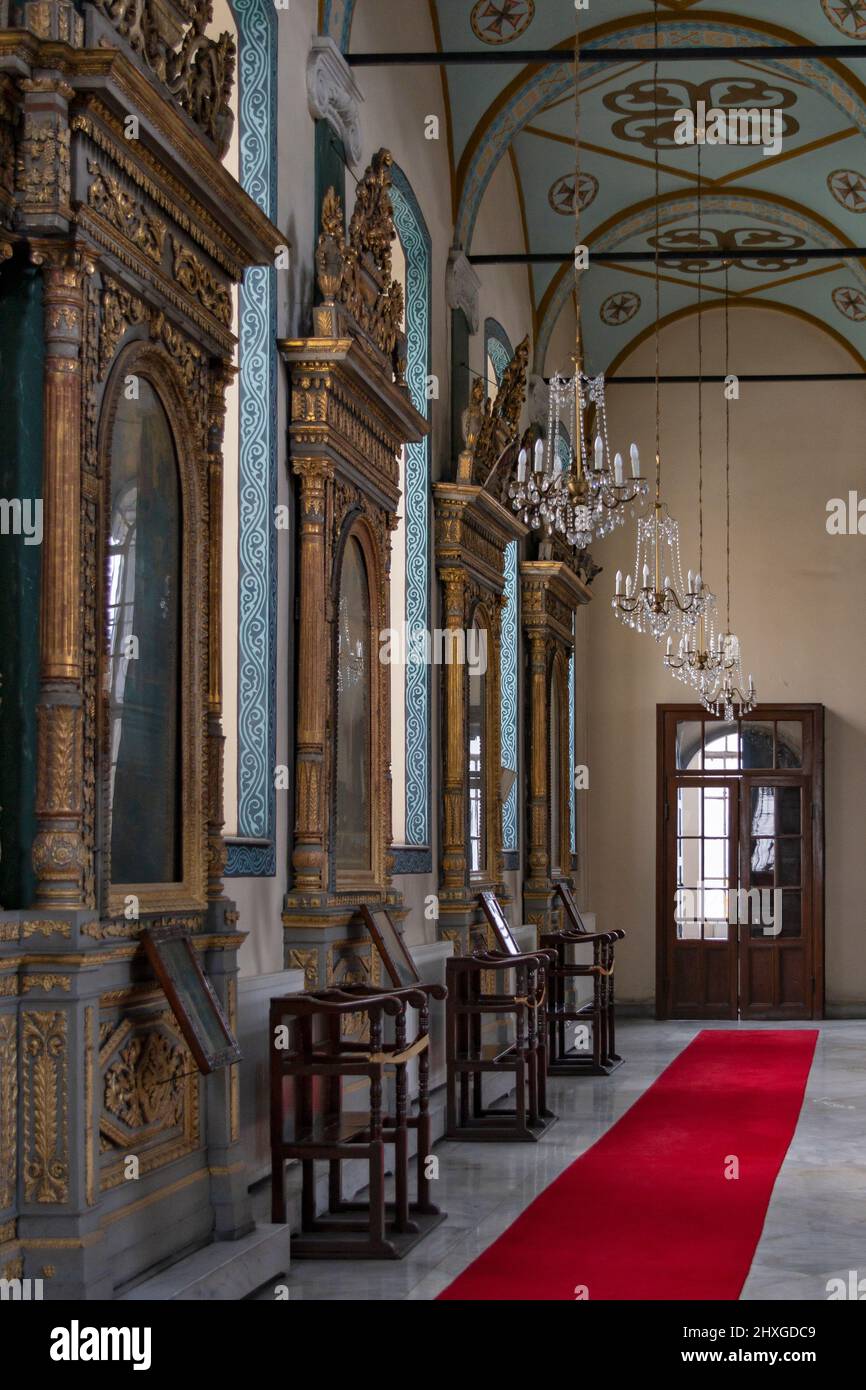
(657, 706), (824, 1020)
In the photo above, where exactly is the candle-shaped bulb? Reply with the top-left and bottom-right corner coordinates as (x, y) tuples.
(517, 448), (526, 483)
(534, 438), (544, 473)
(614, 452), (624, 486)
(615, 569), (623, 596)
(666, 636), (673, 655)
(642, 563), (650, 590)
(625, 573), (633, 598)
(664, 574), (671, 593)
(687, 569), (693, 594)
(594, 435), (604, 471)
(695, 572), (702, 592)
(630, 442), (640, 477)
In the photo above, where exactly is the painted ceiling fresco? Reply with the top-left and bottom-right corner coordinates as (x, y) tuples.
(326, 0), (866, 375)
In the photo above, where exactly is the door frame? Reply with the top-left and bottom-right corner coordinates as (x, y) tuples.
(655, 703), (825, 1020)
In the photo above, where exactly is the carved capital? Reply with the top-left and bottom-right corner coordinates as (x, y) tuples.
(446, 246), (481, 335)
(307, 36), (365, 168)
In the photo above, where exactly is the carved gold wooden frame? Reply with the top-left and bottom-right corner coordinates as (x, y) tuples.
(330, 512), (390, 896)
(97, 340), (207, 916)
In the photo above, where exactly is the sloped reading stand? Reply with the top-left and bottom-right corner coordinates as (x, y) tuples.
(270, 976), (446, 1259)
(142, 925), (242, 1074)
(360, 904), (422, 987)
(444, 893), (556, 1142)
(540, 882), (625, 1076)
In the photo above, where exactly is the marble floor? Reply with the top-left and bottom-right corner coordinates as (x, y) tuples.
(255, 1019), (866, 1302)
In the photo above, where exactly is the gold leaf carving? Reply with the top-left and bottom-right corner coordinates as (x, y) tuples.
(104, 1031), (185, 1132)
(171, 238), (232, 326)
(22, 1012), (69, 1204)
(0, 1016), (17, 1209)
(87, 160), (166, 265)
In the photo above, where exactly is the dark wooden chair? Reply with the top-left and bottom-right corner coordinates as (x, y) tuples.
(541, 881), (624, 1075)
(270, 980), (446, 1258)
(445, 918), (556, 1141)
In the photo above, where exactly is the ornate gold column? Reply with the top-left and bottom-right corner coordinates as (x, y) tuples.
(291, 456), (332, 896)
(520, 558), (593, 931)
(440, 566), (467, 896)
(30, 245), (88, 909)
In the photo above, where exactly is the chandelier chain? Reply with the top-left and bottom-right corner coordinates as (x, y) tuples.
(697, 140), (703, 577)
(725, 260), (731, 631)
(654, 0), (661, 502)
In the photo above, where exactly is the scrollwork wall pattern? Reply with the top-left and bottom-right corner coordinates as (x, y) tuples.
(227, 0), (278, 877)
(390, 171), (431, 854)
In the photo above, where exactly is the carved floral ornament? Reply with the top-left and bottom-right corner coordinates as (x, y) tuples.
(458, 334), (529, 485)
(90, 0), (236, 153)
(315, 149), (406, 366)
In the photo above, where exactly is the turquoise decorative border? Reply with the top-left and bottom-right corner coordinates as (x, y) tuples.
(321, 0), (357, 51)
(486, 319), (519, 858)
(226, 0), (278, 877)
(485, 317), (513, 388)
(391, 168), (432, 871)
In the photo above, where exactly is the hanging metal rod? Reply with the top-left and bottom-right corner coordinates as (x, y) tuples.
(347, 46), (866, 67)
(470, 247), (866, 265)
(601, 373), (866, 384)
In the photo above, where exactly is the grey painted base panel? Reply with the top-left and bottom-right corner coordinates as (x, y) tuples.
(241, 1019), (866, 1302)
(120, 1223), (292, 1301)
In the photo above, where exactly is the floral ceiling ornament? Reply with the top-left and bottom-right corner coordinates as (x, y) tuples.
(603, 77), (799, 149)
(828, 168), (866, 212)
(821, 0), (866, 40)
(600, 291), (641, 326)
(548, 171), (599, 217)
(649, 226), (807, 275)
(470, 0), (535, 45)
(832, 284), (866, 320)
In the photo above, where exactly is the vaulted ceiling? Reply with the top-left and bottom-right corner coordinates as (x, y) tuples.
(331, 0), (866, 375)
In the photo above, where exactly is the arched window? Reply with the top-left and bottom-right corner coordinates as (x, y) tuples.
(388, 166), (432, 872)
(106, 380), (182, 885)
(335, 535), (373, 876)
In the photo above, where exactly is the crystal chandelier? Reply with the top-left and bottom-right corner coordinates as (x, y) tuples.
(612, 25), (711, 644)
(508, 3), (647, 545)
(699, 265), (756, 719)
(663, 143), (725, 688)
(612, 502), (711, 641)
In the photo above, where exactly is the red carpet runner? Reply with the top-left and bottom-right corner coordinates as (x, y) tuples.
(438, 1029), (817, 1301)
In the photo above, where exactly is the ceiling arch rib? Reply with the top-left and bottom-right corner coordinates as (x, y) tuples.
(534, 188), (866, 374)
(456, 13), (866, 249)
(603, 297), (866, 381)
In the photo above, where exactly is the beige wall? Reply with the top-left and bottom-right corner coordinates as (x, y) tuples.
(582, 305), (866, 1012)
(232, 2), (536, 970)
